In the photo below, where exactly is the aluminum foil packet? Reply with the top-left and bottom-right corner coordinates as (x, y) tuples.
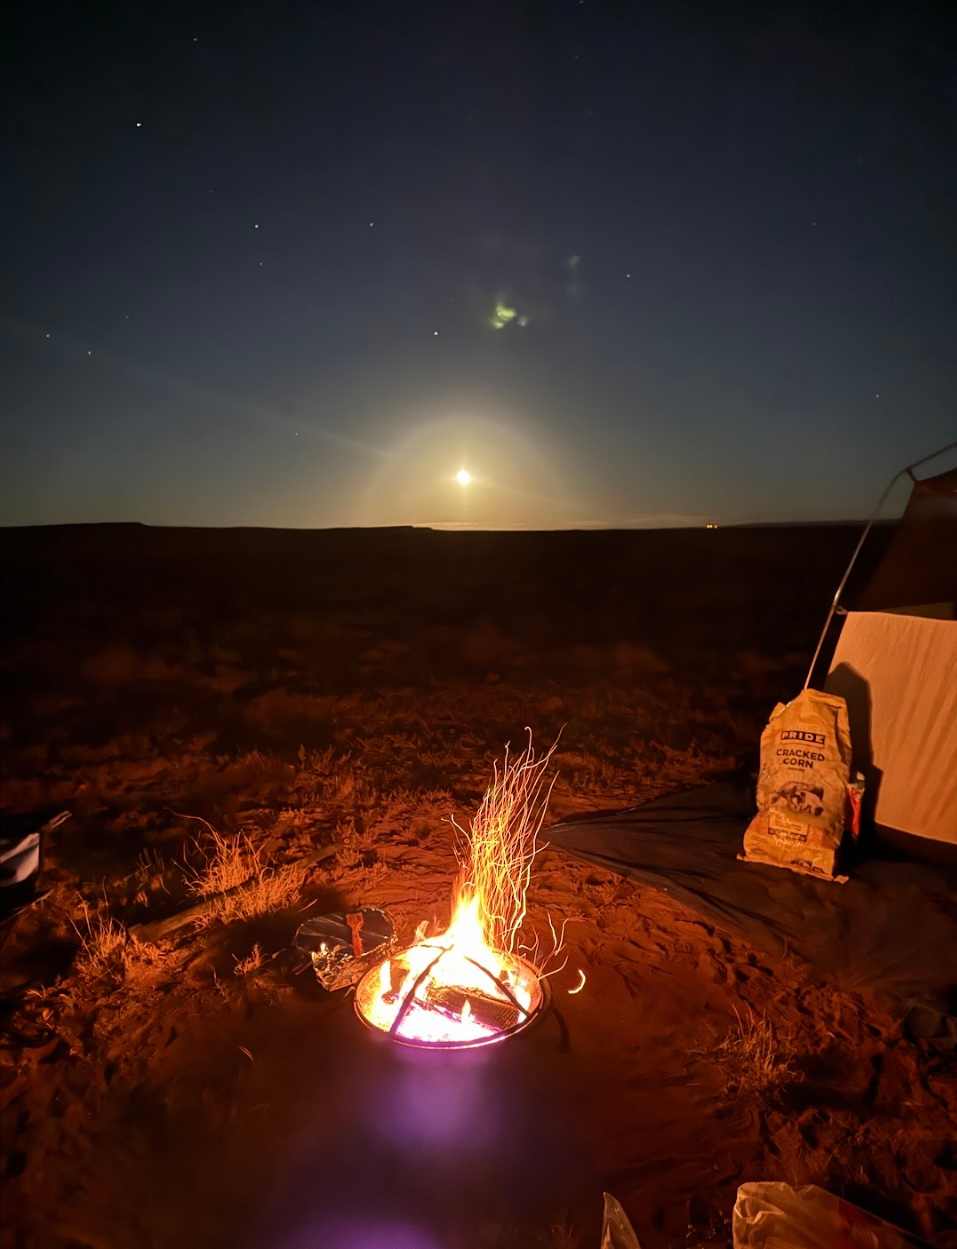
(294, 907), (396, 991)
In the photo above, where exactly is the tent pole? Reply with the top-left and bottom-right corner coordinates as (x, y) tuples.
(803, 438), (957, 691)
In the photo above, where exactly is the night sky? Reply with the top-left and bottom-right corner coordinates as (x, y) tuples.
(5, 2), (957, 529)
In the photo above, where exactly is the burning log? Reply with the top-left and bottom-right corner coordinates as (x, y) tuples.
(424, 984), (520, 1033)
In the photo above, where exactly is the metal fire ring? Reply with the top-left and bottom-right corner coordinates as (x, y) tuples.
(354, 946), (550, 1050)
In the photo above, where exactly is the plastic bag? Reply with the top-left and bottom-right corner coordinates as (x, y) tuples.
(733, 1182), (923, 1249)
(600, 1193), (641, 1249)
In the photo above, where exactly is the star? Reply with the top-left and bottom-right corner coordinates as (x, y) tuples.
(253, 222), (260, 230)
(625, 272), (631, 278)
(135, 121), (142, 128)
(368, 220), (375, 228)
(45, 332), (51, 339)
(433, 330), (439, 336)
(87, 350), (93, 356)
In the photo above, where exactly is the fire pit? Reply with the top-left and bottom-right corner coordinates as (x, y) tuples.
(354, 733), (560, 1050)
(355, 927), (548, 1049)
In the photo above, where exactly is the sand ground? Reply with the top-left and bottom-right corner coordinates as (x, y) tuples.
(2, 525), (955, 1249)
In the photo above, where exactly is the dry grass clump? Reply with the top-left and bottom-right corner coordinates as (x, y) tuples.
(334, 815), (373, 869)
(543, 1219), (581, 1249)
(186, 828), (256, 898)
(234, 943), (263, 976)
(70, 900), (168, 988)
(218, 860), (304, 923)
(709, 1006), (801, 1097)
(72, 903), (128, 978)
(186, 828), (304, 925)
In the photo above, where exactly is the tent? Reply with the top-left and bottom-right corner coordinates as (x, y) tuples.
(809, 453), (957, 851)
(546, 451), (957, 1030)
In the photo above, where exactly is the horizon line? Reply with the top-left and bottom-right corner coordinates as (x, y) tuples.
(0, 517), (885, 533)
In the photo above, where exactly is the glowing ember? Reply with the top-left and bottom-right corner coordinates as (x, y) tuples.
(355, 733), (558, 1048)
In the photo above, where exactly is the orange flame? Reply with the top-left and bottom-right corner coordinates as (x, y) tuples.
(358, 731), (561, 1045)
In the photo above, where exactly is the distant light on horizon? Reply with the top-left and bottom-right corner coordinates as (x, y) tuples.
(455, 467), (472, 487)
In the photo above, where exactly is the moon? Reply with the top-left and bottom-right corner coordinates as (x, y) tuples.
(455, 467), (472, 487)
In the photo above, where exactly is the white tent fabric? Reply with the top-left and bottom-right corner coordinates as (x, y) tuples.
(827, 611), (957, 844)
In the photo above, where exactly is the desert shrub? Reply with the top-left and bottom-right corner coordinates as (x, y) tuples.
(216, 750), (293, 796)
(218, 861), (304, 923)
(186, 828), (304, 924)
(543, 1221), (581, 1249)
(81, 645), (188, 686)
(70, 900), (168, 987)
(72, 903), (127, 977)
(242, 689), (341, 747)
(709, 1006), (801, 1097)
(234, 944), (264, 976)
(612, 641), (670, 675)
(461, 621), (514, 671)
(334, 816), (368, 868)
(186, 829), (256, 898)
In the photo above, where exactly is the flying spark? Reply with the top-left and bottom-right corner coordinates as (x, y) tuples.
(568, 968), (587, 995)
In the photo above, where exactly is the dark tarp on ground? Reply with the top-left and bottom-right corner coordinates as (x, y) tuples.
(547, 784), (957, 1040)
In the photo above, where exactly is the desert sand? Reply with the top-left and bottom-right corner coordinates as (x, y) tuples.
(2, 524), (955, 1249)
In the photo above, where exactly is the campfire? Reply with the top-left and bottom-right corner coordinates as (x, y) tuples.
(355, 733), (559, 1049)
